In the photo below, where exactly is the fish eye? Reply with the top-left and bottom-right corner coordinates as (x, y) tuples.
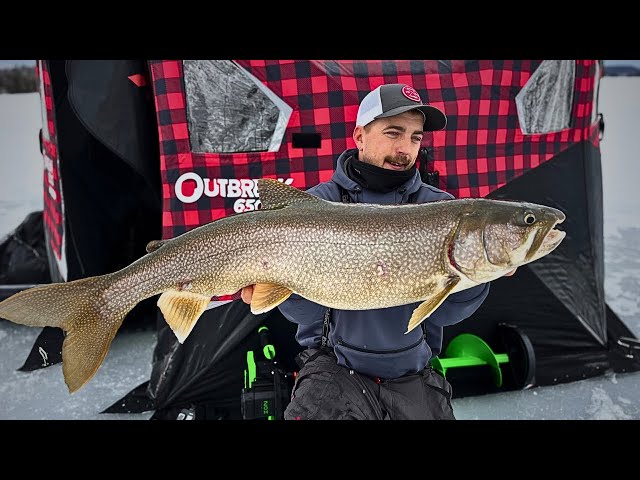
(524, 213), (536, 225)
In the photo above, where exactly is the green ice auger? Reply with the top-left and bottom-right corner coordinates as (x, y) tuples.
(431, 333), (510, 387)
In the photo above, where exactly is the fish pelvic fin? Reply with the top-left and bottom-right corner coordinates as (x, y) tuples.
(0, 275), (131, 393)
(257, 178), (321, 210)
(250, 283), (294, 314)
(157, 290), (212, 343)
(405, 276), (461, 334)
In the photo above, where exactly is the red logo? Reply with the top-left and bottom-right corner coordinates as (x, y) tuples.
(402, 85), (421, 103)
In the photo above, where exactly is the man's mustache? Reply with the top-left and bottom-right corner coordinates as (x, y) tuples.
(384, 155), (411, 165)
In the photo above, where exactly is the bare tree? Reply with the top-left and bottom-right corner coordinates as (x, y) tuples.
(0, 66), (38, 94)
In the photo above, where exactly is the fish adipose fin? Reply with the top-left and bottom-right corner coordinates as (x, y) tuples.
(250, 282), (294, 314)
(157, 290), (212, 344)
(405, 276), (461, 334)
(146, 239), (168, 253)
(257, 178), (321, 209)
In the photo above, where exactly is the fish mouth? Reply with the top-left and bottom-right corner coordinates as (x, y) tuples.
(525, 212), (566, 262)
(540, 228), (566, 251)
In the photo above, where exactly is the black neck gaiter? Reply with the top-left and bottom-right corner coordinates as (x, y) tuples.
(345, 155), (416, 193)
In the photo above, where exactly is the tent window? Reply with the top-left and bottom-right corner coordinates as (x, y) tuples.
(515, 60), (575, 135)
(183, 60), (292, 154)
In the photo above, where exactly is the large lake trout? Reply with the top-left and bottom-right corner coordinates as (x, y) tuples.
(0, 178), (566, 392)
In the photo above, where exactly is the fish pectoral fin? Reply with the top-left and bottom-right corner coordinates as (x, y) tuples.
(250, 283), (294, 314)
(157, 290), (211, 343)
(146, 239), (168, 253)
(405, 276), (461, 334)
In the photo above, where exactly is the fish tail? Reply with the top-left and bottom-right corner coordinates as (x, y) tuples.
(0, 274), (135, 393)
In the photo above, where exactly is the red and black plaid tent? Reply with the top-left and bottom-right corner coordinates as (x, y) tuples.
(24, 60), (640, 418)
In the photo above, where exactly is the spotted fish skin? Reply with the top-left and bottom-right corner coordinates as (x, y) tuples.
(0, 179), (566, 392)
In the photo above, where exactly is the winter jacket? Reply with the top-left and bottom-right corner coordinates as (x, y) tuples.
(277, 148), (490, 379)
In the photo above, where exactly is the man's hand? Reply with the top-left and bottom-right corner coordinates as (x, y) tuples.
(241, 285), (254, 304)
(503, 268), (517, 277)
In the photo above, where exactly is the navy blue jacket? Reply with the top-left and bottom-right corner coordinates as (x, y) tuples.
(277, 149), (490, 379)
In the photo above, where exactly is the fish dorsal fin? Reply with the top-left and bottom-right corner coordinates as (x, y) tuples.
(250, 282), (294, 314)
(257, 178), (320, 210)
(146, 239), (168, 253)
(157, 290), (212, 343)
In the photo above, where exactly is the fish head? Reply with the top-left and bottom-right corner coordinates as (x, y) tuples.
(450, 199), (566, 283)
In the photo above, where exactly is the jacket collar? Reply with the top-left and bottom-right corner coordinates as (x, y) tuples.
(331, 148), (423, 195)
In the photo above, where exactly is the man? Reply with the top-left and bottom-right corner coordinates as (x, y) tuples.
(242, 83), (516, 420)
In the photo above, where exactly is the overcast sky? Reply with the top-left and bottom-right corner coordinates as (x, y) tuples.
(0, 60), (35, 68)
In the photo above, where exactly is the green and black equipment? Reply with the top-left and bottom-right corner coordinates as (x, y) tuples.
(431, 323), (536, 391)
(241, 325), (292, 420)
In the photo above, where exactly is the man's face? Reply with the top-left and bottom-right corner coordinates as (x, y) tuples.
(353, 110), (425, 170)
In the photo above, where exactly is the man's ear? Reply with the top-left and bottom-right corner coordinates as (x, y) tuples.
(353, 125), (364, 150)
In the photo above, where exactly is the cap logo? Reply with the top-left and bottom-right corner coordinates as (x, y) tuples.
(401, 85), (421, 103)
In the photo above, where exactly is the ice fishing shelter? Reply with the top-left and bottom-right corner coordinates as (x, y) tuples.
(26, 60), (640, 418)
(18, 60), (163, 370)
